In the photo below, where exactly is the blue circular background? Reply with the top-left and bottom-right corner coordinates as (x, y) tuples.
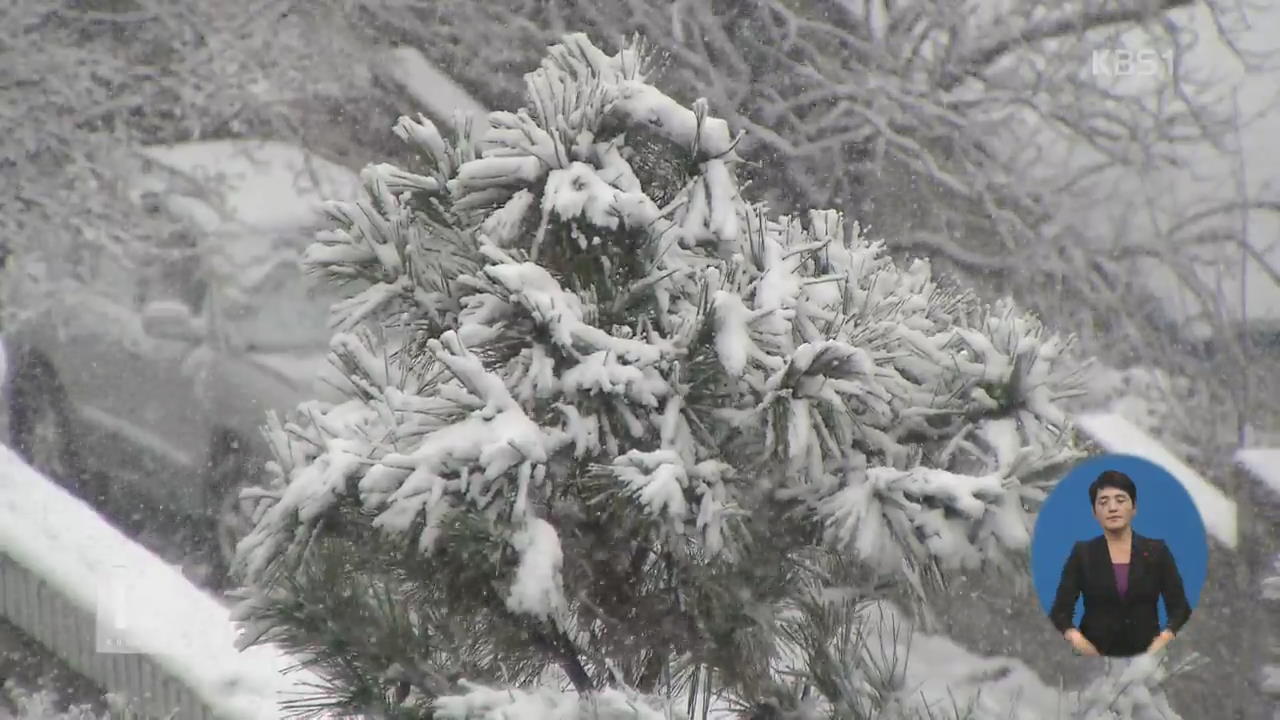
(1031, 453), (1209, 629)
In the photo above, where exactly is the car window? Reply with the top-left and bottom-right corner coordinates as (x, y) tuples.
(129, 218), (209, 313)
(153, 253), (208, 312)
(219, 261), (336, 351)
(89, 245), (142, 308)
(136, 248), (207, 312)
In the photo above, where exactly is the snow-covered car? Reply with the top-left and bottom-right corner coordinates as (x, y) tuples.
(3, 139), (359, 576)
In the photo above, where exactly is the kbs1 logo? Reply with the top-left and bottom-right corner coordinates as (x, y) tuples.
(1091, 49), (1173, 78)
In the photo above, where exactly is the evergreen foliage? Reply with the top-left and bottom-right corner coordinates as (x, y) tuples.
(230, 34), (1091, 719)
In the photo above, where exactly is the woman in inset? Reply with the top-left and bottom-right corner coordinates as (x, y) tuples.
(1049, 470), (1192, 657)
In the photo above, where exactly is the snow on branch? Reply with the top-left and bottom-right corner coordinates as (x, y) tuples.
(434, 682), (669, 720)
(235, 31), (1093, 718)
(248, 25), (1089, 601)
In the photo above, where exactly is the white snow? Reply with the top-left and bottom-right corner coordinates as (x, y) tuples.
(613, 81), (734, 158)
(1074, 412), (1238, 548)
(1261, 576), (1280, 601)
(1261, 664), (1280, 695)
(1236, 448), (1280, 500)
(794, 600), (1189, 720)
(379, 47), (488, 131)
(435, 683), (668, 720)
(505, 518), (568, 622)
(0, 446), (329, 719)
(877, 618), (1065, 719)
(431, 598), (1071, 720)
(132, 139), (362, 234)
(775, 600), (1068, 719)
(611, 449), (691, 522)
(711, 290), (755, 376)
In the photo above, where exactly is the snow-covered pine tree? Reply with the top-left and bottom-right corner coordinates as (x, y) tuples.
(229, 34), (1092, 719)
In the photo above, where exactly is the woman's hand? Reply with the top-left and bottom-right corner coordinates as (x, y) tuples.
(1146, 629), (1175, 654)
(1064, 628), (1100, 656)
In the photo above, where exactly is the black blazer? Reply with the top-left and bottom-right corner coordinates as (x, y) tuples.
(1049, 533), (1191, 657)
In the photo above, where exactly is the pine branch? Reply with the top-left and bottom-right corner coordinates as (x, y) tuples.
(232, 31), (1090, 720)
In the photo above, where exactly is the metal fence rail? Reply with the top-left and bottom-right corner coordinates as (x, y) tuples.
(0, 443), (325, 720)
(0, 553), (214, 719)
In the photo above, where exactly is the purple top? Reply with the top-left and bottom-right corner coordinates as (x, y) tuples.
(1113, 562), (1130, 598)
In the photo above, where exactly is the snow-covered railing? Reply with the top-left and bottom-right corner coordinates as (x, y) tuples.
(1236, 447), (1280, 703)
(0, 445), (324, 719)
(1074, 412), (1238, 548)
(0, 554), (209, 718)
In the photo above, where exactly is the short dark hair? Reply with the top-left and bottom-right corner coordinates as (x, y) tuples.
(1090, 470), (1137, 507)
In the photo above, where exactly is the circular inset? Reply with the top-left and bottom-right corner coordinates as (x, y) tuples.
(1030, 454), (1207, 658)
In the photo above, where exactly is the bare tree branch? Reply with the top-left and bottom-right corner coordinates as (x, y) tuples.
(941, 0), (1197, 89)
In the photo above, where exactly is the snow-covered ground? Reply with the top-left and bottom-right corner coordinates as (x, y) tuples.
(0, 444), (327, 719)
(853, 602), (1069, 719)
(0, 618), (107, 719)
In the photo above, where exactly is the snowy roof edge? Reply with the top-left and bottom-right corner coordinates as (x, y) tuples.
(380, 46), (488, 129)
(1236, 448), (1280, 499)
(1073, 412), (1238, 549)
